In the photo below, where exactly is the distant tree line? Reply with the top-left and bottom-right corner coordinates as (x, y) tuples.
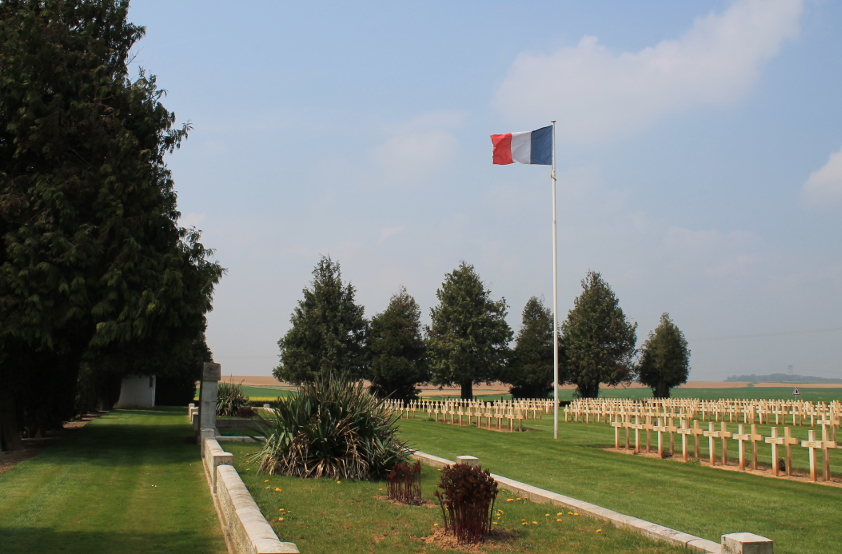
(274, 257), (691, 402)
(725, 374), (842, 384)
(0, 1), (224, 452)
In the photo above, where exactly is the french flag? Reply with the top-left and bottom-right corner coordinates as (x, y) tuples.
(491, 125), (552, 165)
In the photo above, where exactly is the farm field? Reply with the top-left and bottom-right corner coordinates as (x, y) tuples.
(395, 416), (841, 554)
(0, 408), (225, 554)
(224, 442), (687, 554)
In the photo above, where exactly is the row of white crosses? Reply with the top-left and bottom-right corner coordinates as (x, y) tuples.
(567, 398), (841, 434)
(607, 411), (838, 482)
(383, 398), (554, 432)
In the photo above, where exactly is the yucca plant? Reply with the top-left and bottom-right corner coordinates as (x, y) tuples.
(216, 381), (250, 417)
(252, 374), (408, 480)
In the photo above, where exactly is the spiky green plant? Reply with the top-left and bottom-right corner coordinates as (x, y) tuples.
(216, 381), (250, 417)
(252, 375), (408, 480)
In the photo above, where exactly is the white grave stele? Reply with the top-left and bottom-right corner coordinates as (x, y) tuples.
(114, 375), (156, 408)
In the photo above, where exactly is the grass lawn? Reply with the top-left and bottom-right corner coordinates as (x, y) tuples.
(0, 407), (225, 554)
(396, 416), (842, 554)
(563, 386), (842, 402)
(223, 441), (688, 554)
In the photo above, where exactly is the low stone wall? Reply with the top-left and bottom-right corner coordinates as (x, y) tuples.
(411, 450), (722, 554)
(216, 464), (299, 554)
(203, 438), (233, 494)
(199, 435), (298, 554)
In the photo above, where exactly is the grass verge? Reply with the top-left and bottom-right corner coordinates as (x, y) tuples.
(223, 441), (687, 553)
(0, 407), (225, 554)
(396, 416), (842, 554)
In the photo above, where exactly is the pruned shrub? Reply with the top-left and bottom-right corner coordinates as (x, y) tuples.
(435, 463), (498, 543)
(252, 374), (408, 480)
(387, 460), (422, 505)
(217, 381), (250, 417)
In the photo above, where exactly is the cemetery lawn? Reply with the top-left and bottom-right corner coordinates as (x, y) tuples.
(223, 442), (687, 554)
(0, 408), (225, 554)
(397, 417), (841, 554)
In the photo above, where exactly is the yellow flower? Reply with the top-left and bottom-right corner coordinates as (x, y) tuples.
(522, 522), (528, 526)
(574, 512), (579, 516)
(336, 481), (341, 484)
(506, 499), (514, 502)
(567, 512), (573, 515)
(245, 468), (251, 471)
(532, 521), (538, 525)
(278, 517), (284, 522)
(545, 514), (550, 517)
(596, 529), (602, 533)
(264, 480), (269, 483)
(492, 522), (498, 525)
(378, 488), (383, 491)
(275, 488), (282, 492)
(279, 508), (285, 512)
(556, 519), (563, 522)
(265, 486), (270, 489)
(433, 523), (439, 527)
(557, 512), (563, 516)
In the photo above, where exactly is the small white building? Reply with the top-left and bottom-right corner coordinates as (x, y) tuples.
(114, 375), (157, 408)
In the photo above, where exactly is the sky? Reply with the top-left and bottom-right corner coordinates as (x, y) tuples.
(126, 0), (842, 381)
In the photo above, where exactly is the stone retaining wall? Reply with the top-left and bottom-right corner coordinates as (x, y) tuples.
(215, 464), (299, 554)
(200, 435), (298, 553)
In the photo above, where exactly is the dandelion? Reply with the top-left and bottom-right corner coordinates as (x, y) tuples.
(278, 517), (284, 522)
(532, 521), (538, 525)
(336, 481), (341, 484)
(265, 486), (270, 489)
(279, 509), (285, 512)
(492, 522), (498, 525)
(596, 529), (602, 533)
(545, 514), (550, 517)
(497, 509), (504, 514)
(574, 512), (579, 516)
(433, 523), (439, 527)
(506, 499), (515, 502)
(568, 511), (573, 515)
(245, 468), (251, 471)
(264, 480), (269, 483)
(378, 488), (383, 491)
(275, 488), (282, 492)
(556, 519), (563, 522)
(522, 522), (528, 526)
(557, 512), (563, 516)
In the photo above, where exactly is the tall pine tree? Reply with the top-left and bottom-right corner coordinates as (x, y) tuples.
(561, 271), (636, 398)
(427, 262), (511, 399)
(274, 256), (368, 384)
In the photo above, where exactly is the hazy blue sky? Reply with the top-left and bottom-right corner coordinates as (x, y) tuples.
(127, 0), (841, 380)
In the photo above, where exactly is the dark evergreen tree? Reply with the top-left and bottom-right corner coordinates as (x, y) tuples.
(274, 256), (368, 384)
(504, 296), (559, 399)
(561, 271), (637, 398)
(0, 1), (223, 450)
(637, 313), (690, 398)
(368, 287), (428, 401)
(427, 262), (512, 399)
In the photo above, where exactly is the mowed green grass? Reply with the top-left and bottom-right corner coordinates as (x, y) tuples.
(396, 415), (842, 554)
(0, 408), (225, 554)
(223, 442), (687, 554)
(566, 386), (842, 402)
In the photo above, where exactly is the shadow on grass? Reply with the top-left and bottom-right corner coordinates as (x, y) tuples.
(0, 527), (222, 554)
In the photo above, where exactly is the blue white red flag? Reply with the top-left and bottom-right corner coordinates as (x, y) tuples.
(491, 125), (552, 165)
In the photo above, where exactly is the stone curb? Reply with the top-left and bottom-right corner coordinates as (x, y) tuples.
(410, 450), (721, 554)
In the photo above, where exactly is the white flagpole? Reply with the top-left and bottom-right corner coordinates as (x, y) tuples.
(551, 120), (559, 440)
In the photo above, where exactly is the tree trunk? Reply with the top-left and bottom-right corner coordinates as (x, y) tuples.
(460, 380), (473, 400)
(654, 382), (671, 398)
(0, 387), (24, 452)
(576, 382), (600, 398)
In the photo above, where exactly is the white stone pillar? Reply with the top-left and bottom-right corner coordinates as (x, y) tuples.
(456, 455), (479, 467)
(198, 362), (221, 446)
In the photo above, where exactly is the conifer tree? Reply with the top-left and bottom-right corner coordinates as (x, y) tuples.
(0, 1), (223, 450)
(561, 271), (637, 398)
(274, 256), (369, 384)
(504, 296), (558, 399)
(637, 313), (690, 398)
(368, 287), (428, 401)
(427, 262), (512, 399)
